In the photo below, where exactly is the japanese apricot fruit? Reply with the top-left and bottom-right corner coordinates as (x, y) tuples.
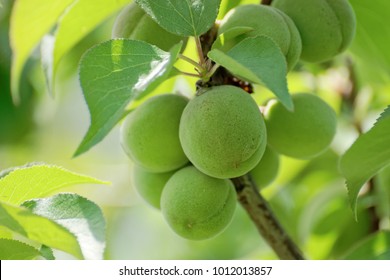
(121, 94), (189, 173)
(179, 85), (267, 179)
(160, 166), (237, 240)
(264, 93), (337, 159)
(250, 146), (280, 188)
(132, 165), (176, 209)
(272, 0), (356, 62)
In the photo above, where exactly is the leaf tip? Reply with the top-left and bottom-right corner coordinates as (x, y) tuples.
(282, 98), (294, 112)
(10, 71), (21, 106)
(345, 180), (359, 221)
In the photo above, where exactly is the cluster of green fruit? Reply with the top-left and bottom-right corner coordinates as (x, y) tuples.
(120, 91), (238, 241)
(120, 87), (337, 240)
(115, 0), (355, 240)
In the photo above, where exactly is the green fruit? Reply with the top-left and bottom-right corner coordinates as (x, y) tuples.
(161, 166), (237, 240)
(218, 4), (302, 70)
(112, 3), (185, 51)
(264, 93), (337, 159)
(250, 146), (280, 188)
(179, 85), (267, 179)
(132, 165), (176, 209)
(121, 94), (189, 173)
(273, 0), (356, 63)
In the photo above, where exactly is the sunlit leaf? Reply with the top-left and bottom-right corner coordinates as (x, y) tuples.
(0, 239), (41, 260)
(75, 39), (181, 156)
(0, 201), (83, 259)
(340, 114), (390, 218)
(0, 163), (109, 205)
(208, 36), (293, 110)
(10, 0), (75, 103)
(135, 0), (221, 36)
(23, 193), (106, 260)
(48, 0), (130, 93)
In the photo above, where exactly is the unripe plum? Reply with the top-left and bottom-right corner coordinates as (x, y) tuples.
(160, 166), (237, 240)
(272, 0), (356, 63)
(179, 85), (267, 179)
(121, 94), (189, 173)
(250, 145), (280, 188)
(112, 3), (185, 51)
(132, 165), (176, 209)
(218, 4), (302, 70)
(264, 93), (337, 159)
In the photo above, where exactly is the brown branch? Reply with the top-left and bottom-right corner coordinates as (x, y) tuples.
(261, 0), (273, 5)
(197, 25), (305, 260)
(199, 23), (219, 57)
(367, 178), (380, 233)
(232, 175), (305, 260)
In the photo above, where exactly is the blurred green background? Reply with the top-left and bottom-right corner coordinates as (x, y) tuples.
(0, 0), (389, 260)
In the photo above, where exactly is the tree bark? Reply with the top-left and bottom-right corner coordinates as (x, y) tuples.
(232, 175), (304, 260)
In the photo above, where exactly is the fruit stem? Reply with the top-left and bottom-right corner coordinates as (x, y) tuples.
(195, 36), (207, 67)
(178, 54), (204, 71)
(232, 174), (305, 260)
(177, 69), (201, 78)
(204, 63), (220, 82)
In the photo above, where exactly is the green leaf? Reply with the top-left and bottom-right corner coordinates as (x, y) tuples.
(0, 201), (83, 259)
(0, 226), (13, 239)
(48, 0), (130, 93)
(0, 239), (41, 260)
(340, 115), (390, 218)
(350, 0), (390, 82)
(135, 0), (221, 37)
(10, 0), (75, 103)
(0, 163), (109, 205)
(343, 231), (390, 260)
(40, 245), (55, 260)
(22, 193), (106, 260)
(208, 36), (293, 111)
(376, 105), (390, 123)
(75, 39), (181, 156)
